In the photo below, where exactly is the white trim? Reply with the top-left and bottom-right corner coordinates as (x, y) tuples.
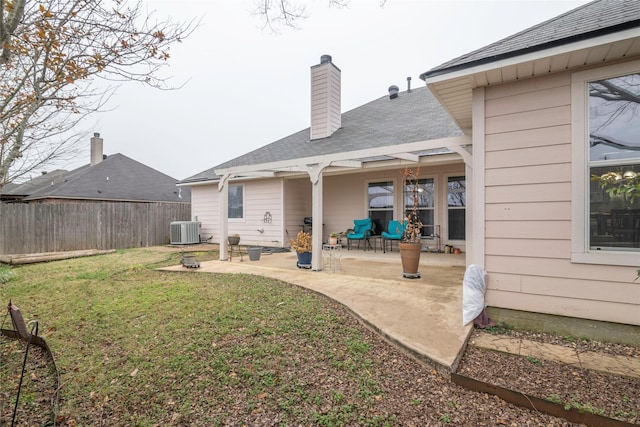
(424, 29), (640, 85)
(470, 87), (485, 267)
(214, 136), (471, 176)
(570, 59), (640, 267)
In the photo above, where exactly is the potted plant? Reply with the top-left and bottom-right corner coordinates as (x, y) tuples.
(329, 232), (339, 245)
(399, 167), (424, 278)
(290, 230), (312, 268)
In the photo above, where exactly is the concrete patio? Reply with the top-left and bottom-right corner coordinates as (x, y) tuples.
(161, 247), (472, 372)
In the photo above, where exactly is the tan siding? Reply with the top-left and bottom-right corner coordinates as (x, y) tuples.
(488, 273), (640, 306)
(486, 105), (571, 134)
(486, 163), (570, 186)
(486, 86), (570, 117)
(486, 125), (571, 152)
(284, 178), (311, 247)
(485, 220), (570, 240)
(485, 255), (636, 283)
(480, 71), (639, 325)
(486, 238), (569, 259)
(231, 179), (284, 247)
(486, 290), (639, 325)
(486, 145), (570, 169)
(486, 202), (570, 221)
(486, 182), (570, 203)
(191, 185), (219, 242)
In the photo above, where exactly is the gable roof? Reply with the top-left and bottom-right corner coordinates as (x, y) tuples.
(182, 85), (463, 184)
(420, 0), (640, 131)
(4, 154), (190, 203)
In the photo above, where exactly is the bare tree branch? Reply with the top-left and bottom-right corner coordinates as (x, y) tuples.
(0, 0), (196, 186)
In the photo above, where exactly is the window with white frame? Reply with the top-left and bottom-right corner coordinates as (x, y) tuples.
(588, 73), (640, 250)
(404, 177), (435, 237)
(571, 61), (640, 265)
(447, 176), (466, 240)
(368, 180), (394, 235)
(228, 184), (244, 220)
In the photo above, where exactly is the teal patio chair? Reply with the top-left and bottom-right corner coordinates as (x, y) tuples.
(346, 218), (375, 250)
(381, 220), (406, 253)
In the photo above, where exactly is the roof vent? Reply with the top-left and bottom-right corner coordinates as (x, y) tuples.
(407, 77), (412, 93)
(320, 54), (332, 64)
(388, 85), (399, 99)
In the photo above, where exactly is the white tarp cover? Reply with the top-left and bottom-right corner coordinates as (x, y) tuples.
(462, 264), (487, 326)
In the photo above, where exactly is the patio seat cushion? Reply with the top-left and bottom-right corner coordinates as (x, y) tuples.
(347, 218), (373, 240)
(381, 220), (405, 240)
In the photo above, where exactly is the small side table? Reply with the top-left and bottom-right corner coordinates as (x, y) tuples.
(322, 244), (342, 272)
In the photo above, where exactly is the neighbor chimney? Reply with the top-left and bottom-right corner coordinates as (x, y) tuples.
(90, 132), (104, 165)
(310, 55), (341, 140)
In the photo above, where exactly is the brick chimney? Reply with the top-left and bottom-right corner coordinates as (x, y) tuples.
(310, 55), (341, 140)
(90, 133), (103, 165)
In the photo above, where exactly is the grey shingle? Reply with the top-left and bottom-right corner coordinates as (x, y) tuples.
(422, 0), (640, 79)
(13, 154), (190, 203)
(182, 86), (462, 183)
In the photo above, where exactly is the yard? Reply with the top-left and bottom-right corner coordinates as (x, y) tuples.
(0, 247), (638, 426)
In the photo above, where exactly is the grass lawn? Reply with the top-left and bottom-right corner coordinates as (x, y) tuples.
(1, 248), (405, 426)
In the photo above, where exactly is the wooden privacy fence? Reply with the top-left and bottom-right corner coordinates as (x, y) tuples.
(0, 202), (191, 255)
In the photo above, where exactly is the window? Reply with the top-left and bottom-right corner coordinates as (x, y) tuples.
(571, 61), (640, 266)
(448, 176), (466, 240)
(228, 184), (244, 219)
(368, 181), (393, 235)
(588, 73), (640, 250)
(404, 177), (434, 237)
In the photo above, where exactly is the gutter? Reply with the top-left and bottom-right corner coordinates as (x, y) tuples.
(420, 20), (640, 81)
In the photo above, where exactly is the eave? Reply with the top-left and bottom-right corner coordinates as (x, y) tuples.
(422, 28), (640, 132)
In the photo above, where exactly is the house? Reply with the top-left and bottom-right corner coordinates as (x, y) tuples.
(181, 0), (639, 332)
(1, 133), (191, 204)
(420, 0), (640, 331)
(180, 56), (470, 263)
(0, 133), (191, 254)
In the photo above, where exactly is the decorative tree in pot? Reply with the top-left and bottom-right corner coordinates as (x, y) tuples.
(399, 167), (424, 278)
(290, 230), (312, 269)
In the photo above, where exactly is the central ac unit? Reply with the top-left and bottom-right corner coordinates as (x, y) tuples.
(170, 221), (200, 245)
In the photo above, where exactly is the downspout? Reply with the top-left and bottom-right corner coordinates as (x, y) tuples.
(218, 174), (231, 261)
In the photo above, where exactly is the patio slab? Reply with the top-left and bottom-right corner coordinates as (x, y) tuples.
(160, 249), (471, 372)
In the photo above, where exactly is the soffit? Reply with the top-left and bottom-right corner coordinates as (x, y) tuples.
(426, 33), (640, 131)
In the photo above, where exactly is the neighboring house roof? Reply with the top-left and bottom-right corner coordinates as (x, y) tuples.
(3, 154), (190, 203)
(420, 0), (640, 131)
(182, 86), (463, 184)
(1, 169), (70, 200)
(422, 0), (640, 79)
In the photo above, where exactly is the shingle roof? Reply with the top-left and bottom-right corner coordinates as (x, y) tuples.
(9, 154), (190, 203)
(182, 86), (462, 183)
(1, 169), (70, 198)
(422, 0), (640, 79)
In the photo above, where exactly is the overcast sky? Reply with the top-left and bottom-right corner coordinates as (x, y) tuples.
(61, 0), (591, 180)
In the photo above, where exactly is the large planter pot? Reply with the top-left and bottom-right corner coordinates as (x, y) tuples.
(296, 251), (312, 269)
(228, 235), (240, 245)
(399, 242), (421, 278)
(248, 247), (261, 261)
